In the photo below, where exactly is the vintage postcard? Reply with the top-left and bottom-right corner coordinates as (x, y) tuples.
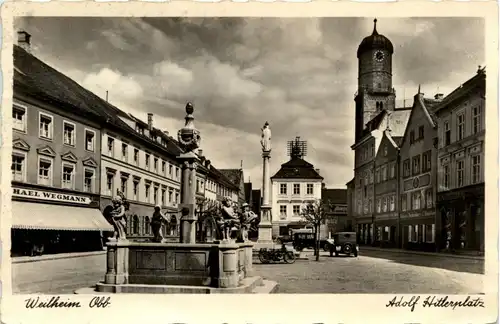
(1, 1), (498, 323)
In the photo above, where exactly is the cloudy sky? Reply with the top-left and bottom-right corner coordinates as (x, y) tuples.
(15, 17), (484, 189)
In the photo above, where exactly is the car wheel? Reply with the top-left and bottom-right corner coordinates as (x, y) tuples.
(342, 243), (353, 254)
(323, 244), (329, 252)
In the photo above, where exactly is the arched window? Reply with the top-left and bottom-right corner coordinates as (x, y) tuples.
(133, 215), (139, 235)
(126, 215), (132, 235)
(380, 102), (384, 110)
(376, 102), (380, 110)
(145, 216), (150, 235)
(170, 216), (177, 236)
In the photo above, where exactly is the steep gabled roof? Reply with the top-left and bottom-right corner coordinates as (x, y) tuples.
(219, 169), (243, 187)
(207, 165), (239, 191)
(271, 157), (323, 180)
(400, 93), (438, 147)
(359, 107), (411, 140)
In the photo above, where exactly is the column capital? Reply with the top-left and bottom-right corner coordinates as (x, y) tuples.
(262, 151), (271, 158)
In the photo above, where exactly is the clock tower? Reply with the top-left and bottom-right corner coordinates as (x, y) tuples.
(355, 19), (395, 142)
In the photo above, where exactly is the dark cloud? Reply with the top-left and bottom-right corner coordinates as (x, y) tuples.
(14, 17), (484, 187)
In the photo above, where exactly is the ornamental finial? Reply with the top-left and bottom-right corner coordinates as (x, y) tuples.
(178, 102), (201, 152)
(373, 18), (378, 35)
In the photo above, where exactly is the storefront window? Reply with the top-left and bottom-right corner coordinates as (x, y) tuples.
(425, 224), (434, 243)
(426, 190), (433, 208)
(383, 226), (389, 241)
(401, 194), (407, 212)
(376, 198), (381, 213)
(390, 195), (395, 211)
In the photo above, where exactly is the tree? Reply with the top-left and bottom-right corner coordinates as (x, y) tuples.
(300, 199), (333, 261)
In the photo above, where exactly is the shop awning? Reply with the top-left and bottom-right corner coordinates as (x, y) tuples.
(11, 201), (114, 231)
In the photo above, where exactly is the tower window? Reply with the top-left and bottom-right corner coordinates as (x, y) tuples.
(376, 102), (380, 110)
(380, 102), (384, 110)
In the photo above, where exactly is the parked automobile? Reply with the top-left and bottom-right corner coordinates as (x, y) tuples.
(323, 238), (335, 251)
(275, 235), (293, 245)
(329, 232), (359, 257)
(292, 232), (328, 251)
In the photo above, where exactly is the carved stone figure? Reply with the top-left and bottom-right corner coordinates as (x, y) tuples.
(261, 121), (272, 152)
(219, 198), (240, 241)
(151, 205), (170, 243)
(239, 203), (259, 241)
(109, 196), (127, 241)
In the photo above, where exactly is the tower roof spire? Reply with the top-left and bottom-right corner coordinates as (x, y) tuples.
(372, 18), (378, 35)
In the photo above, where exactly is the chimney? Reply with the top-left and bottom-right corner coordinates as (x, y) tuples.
(17, 31), (31, 53)
(163, 130), (169, 136)
(147, 113), (153, 131)
(205, 160), (211, 168)
(198, 149), (203, 157)
(434, 93), (444, 100)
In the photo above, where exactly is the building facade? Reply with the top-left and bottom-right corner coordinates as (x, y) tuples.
(100, 112), (183, 241)
(350, 20), (411, 245)
(434, 68), (485, 253)
(11, 39), (112, 256)
(220, 168), (246, 206)
(322, 187), (350, 236)
(270, 153), (324, 238)
(398, 92), (441, 252)
(373, 130), (401, 247)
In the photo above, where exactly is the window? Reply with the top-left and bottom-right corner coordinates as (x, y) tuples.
(412, 191), (421, 210)
(376, 198), (381, 213)
(409, 130), (415, 144)
(39, 113), (53, 139)
(175, 167), (179, 179)
(401, 194), (407, 212)
(133, 180), (139, 200)
(153, 186), (158, 204)
(11, 153), (26, 182)
(175, 191), (179, 204)
(383, 145), (388, 156)
(418, 125), (424, 139)
(443, 164), (450, 189)
(145, 217), (150, 235)
(121, 143), (128, 162)
(307, 184), (314, 195)
(426, 189), (433, 209)
(457, 113), (465, 141)
(84, 168), (95, 193)
(293, 205), (300, 216)
(472, 105), (481, 134)
(168, 189), (173, 203)
(472, 155), (481, 184)
(63, 121), (76, 146)
(381, 165), (387, 182)
(85, 130), (95, 152)
(133, 149), (139, 165)
(368, 199), (372, 213)
(106, 173), (114, 196)
(422, 151), (432, 172)
(161, 188), (166, 206)
(389, 163), (396, 179)
(153, 158), (158, 173)
(279, 205), (287, 219)
(388, 195), (394, 211)
(196, 180), (200, 193)
(279, 183), (287, 195)
(375, 167), (380, 183)
(37, 157), (53, 186)
(145, 183), (151, 202)
(133, 215), (139, 235)
(293, 184), (300, 195)
(363, 200), (368, 214)
(409, 225), (418, 242)
(403, 159), (410, 177)
(444, 121), (451, 146)
(13, 105), (26, 132)
(425, 224), (435, 243)
(382, 197), (387, 212)
(457, 160), (464, 187)
(169, 164), (173, 176)
(107, 137), (114, 157)
(162, 161), (166, 174)
(145, 154), (150, 170)
(412, 156), (421, 175)
(120, 177), (128, 197)
(61, 163), (75, 189)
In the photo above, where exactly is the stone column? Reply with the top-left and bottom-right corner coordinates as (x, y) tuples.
(179, 158), (198, 244)
(258, 151), (273, 244)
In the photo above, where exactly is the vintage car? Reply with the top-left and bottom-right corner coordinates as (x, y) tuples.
(292, 232), (328, 252)
(328, 232), (359, 257)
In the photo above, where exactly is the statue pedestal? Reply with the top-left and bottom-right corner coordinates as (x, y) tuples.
(256, 205), (273, 249)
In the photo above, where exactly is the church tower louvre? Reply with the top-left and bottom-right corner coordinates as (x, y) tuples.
(355, 19), (396, 142)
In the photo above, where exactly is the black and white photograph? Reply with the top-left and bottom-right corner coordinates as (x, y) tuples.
(1, 2), (498, 323)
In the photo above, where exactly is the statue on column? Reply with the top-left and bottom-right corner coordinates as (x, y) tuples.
(151, 205), (171, 242)
(261, 121), (272, 152)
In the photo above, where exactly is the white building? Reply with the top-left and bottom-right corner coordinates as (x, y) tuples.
(270, 150), (323, 238)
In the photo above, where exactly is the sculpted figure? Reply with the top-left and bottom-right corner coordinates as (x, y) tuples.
(239, 203), (259, 241)
(109, 196), (127, 241)
(219, 198), (240, 241)
(261, 121), (272, 152)
(151, 205), (170, 242)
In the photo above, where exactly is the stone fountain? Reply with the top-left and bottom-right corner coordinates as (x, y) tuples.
(76, 103), (278, 294)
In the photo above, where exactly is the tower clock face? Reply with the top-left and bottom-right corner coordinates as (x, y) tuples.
(374, 51), (385, 62)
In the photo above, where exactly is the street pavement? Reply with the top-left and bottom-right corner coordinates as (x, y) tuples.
(11, 249), (484, 295)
